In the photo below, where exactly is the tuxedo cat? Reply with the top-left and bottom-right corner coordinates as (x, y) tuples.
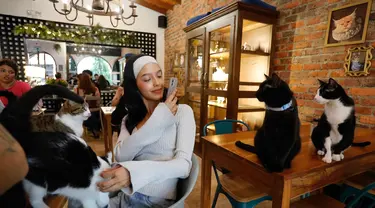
(312, 78), (370, 163)
(0, 85), (111, 208)
(235, 73), (301, 172)
(0, 90), (91, 137)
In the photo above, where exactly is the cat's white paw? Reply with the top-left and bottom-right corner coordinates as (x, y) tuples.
(322, 154), (332, 163)
(332, 154), (342, 162)
(317, 150), (325, 155)
(340, 153), (344, 160)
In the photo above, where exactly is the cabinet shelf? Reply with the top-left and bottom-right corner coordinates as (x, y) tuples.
(208, 100), (265, 112)
(210, 51), (229, 59)
(241, 50), (270, 56)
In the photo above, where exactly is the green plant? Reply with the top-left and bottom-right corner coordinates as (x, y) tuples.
(14, 23), (137, 45)
(46, 78), (68, 87)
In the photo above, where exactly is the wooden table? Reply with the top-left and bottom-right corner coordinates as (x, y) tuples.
(100, 107), (115, 154)
(201, 125), (375, 208)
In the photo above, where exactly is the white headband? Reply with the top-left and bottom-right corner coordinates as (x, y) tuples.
(133, 56), (158, 78)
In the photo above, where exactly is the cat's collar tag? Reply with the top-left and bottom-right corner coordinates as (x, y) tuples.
(266, 100), (293, 111)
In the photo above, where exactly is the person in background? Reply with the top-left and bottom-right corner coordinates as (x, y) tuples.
(98, 75), (110, 91)
(76, 73), (101, 137)
(0, 59), (31, 106)
(97, 54), (195, 207)
(94, 74), (99, 84)
(83, 69), (99, 89)
(55, 72), (62, 81)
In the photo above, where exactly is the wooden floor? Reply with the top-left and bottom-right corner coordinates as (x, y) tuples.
(85, 133), (272, 208)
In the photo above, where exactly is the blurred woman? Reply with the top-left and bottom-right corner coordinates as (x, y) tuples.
(75, 73), (101, 137)
(98, 75), (110, 91)
(0, 59), (31, 106)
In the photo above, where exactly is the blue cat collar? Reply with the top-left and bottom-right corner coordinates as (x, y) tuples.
(266, 100), (293, 111)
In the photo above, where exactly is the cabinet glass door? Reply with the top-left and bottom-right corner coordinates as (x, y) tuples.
(237, 19), (273, 130)
(205, 18), (234, 131)
(186, 31), (205, 141)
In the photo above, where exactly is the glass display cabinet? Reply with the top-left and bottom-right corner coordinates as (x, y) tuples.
(183, 1), (279, 155)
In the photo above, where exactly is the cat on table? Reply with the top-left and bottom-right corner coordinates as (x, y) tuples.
(312, 78), (370, 163)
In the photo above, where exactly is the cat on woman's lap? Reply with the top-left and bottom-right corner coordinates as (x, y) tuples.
(312, 78), (370, 163)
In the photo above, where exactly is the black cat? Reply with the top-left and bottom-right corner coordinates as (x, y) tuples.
(311, 78), (370, 163)
(235, 73), (301, 172)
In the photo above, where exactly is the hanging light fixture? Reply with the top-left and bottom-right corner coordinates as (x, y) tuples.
(49, 0), (138, 27)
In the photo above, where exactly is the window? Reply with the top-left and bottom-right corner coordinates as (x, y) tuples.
(77, 56), (112, 84)
(28, 52), (57, 78)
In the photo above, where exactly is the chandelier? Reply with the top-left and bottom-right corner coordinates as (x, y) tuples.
(49, 0), (138, 27)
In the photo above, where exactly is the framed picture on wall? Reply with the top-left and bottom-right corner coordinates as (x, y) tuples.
(173, 52), (180, 67)
(344, 46), (372, 76)
(179, 52), (185, 68)
(325, 0), (372, 47)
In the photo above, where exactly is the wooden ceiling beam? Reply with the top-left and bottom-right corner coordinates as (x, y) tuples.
(160, 0), (181, 6)
(134, 0), (173, 14)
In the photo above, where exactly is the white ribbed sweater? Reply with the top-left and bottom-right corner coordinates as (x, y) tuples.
(114, 103), (196, 200)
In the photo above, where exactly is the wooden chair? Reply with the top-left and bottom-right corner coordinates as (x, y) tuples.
(292, 180), (375, 208)
(84, 95), (101, 112)
(203, 119), (271, 208)
(291, 194), (345, 208)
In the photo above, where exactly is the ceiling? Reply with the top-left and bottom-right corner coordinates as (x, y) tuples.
(135, 0), (180, 14)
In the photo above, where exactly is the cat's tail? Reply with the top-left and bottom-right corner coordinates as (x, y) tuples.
(235, 141), (256, 153)
(352, 141), (371, 147)
(0, 90), (18, 106)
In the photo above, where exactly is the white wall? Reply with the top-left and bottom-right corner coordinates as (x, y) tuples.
(0, 0), (165, 69)
(26, 39), (67, 79)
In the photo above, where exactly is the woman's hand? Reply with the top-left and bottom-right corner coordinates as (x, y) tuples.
(165, 89), (178, 115)
(97, 165), (131, 192)
(117, 86), (124, 96)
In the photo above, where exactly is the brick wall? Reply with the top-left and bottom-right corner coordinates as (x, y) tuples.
(165, 0), (375, 128)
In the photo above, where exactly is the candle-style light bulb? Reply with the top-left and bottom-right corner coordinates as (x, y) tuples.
(62, 0), (68, 10)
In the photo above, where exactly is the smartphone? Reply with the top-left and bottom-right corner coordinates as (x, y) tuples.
(167, 77), (178, 98)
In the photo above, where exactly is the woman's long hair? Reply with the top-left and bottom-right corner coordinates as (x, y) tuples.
(121, 54), (148, 133)
(78, 73), (96, 95)
(98, 75), (109, 90)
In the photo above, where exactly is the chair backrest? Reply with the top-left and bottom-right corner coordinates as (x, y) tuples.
(169, 154), (200, 208)
(202, 119), (250, 136)
(85, 95), (101, 112)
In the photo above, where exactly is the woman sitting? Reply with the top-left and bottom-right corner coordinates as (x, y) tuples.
(97, 54), (196, 207)
(98, 75), (111, 91)
(75, 73), (101, 137)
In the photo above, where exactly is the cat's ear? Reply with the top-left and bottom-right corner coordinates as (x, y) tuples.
(332, 19), (337, 26)
(271, 73), (281, 87)
(328, 78), (338, 88)
(271, 73), (280, 80)
(264, 74), (270, 79)
(318, 79), (326, 86)
(351, 8), (357, 17)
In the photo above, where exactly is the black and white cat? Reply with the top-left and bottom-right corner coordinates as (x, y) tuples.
(0, 85), (111, 208)
(235, 73), (301, 172)
(312, 78), (370, 163)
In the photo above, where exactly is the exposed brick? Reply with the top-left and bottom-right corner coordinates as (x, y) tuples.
(295, 42), (312, 49)
(351, 88), (375, 96)
(282, 31), (295, 38)
(292, 50), (303, 56)
(276, 51), (289, 58)
(355, 107), (372, 115)
(307, 17), (321, 25)
(304, 64), (321, 70)
(360, 98), (375, 106)
(309, 32), (325, 40)
(277, 24), (290, 31)
(274, 65), (286, 71)
(322, 63), (343, 69)
(291, 86), (308, 93)
(359, 116), (375, 125)
(308, 71), (329, 77)
(330, 70), (346, 77)
(288, 64), (304, 71)
(285, 15), (298, 23)
(293, 35), (305, 42)
(284, 1), (300, 9)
